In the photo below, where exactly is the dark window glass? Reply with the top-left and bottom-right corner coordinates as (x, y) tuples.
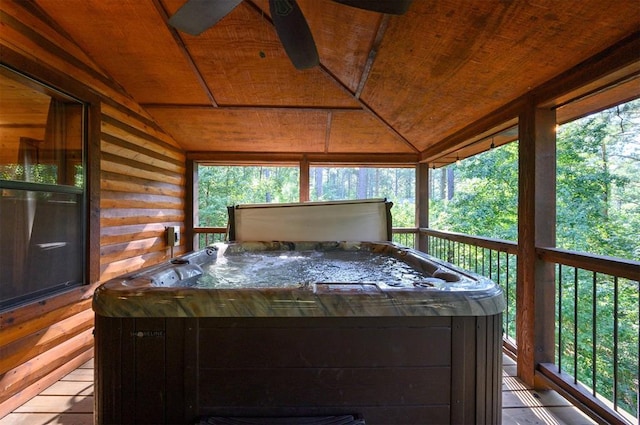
(0, 67), (85, 309)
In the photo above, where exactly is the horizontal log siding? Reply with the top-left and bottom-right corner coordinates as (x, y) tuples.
(99, 104), (186, 281)
(0, 1), (186, 417)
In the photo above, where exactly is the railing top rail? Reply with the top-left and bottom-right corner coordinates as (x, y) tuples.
(419, 227), (518, 255)
(197, 227), (417, 238)
(537, 246), (640, 281)
(193, 227), (228, 234)
(391, 227), (418, 234)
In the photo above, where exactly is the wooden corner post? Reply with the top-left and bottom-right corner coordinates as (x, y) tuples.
(300, 155), (310, 202)
(417, 163), (429, 252)
(517, 100), (557, 387)
(186, 159), (197, 251)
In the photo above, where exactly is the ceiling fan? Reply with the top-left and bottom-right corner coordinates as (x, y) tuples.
(168, 0), (413, 70)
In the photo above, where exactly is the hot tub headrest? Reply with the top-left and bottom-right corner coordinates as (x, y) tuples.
(228, 198), (393, 242)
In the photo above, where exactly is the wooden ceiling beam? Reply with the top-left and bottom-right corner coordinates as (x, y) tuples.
(315, 12), (420, 154)
(534, 32), (640, 109)
(324, 111), (332, 153)
(187, 151), (419, 164)
(420, 97), (524, 164)
(320, 63), (420, 154)
(151, 0), (219, 107)
(139, 104), (361, 112)
(354, 14), (388, 99)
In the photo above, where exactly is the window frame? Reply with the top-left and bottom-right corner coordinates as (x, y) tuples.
(0, 65), (90, 310)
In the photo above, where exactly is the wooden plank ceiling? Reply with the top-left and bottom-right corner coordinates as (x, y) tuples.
(30, 0), (640, 161)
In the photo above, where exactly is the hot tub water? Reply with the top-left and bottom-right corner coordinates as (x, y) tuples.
(196, 250), (432, 289)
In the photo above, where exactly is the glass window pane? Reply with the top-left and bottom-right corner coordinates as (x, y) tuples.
(0, 190), (84, 309)
(0, 68), (84, 189)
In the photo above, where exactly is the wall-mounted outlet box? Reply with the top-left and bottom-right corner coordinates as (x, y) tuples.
(166, 226), (180, 246)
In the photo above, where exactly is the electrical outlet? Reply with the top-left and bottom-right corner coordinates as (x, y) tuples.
(166, 226), (180, 246)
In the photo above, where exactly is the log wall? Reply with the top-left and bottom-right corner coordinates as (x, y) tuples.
(0, 1), (186, 416)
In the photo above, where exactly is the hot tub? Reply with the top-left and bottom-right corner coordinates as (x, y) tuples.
(93, 241), (505, 425)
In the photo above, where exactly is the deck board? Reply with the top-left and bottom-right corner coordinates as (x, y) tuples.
(0, 354), (597, 425)
(501, 355), (596, 424)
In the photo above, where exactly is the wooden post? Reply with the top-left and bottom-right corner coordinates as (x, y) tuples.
(86, 101), (102, 285)
(517, 100), (557, 387)
(417, 163), (429, 252)
(299, 155), (309, 202)
(185, 159), (196, 251)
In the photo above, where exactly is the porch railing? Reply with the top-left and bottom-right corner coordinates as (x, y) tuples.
(193, 227), (227, 248)
(419, 228), (519, 345)
(391, 227), (417, 248)
(419, 228), (639, 425)
(194, 226), (420, 250)
(536, 247), (639, 425)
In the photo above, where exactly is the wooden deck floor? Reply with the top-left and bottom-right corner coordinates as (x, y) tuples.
(0, 354), (596, 425)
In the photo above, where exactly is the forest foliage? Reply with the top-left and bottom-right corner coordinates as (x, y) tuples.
(197, 166), (416, 228)
(430, 99), (640, 261)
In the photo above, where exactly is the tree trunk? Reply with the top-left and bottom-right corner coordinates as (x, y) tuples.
(394, 169), (399, 197)
(357, 168), (367, 199)
(447, 167), (455, 200)
(314, 167), (324, 199)
(263, 168), (272, 202)
(601, 141), (609, 218)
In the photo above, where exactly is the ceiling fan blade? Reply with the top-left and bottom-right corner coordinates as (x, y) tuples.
(332, 0), (413, 15)
(269, 0), (319, 70)
(169, 0), (243, 35)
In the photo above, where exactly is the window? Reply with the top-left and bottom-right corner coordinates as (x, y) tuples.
(0, 66), (86, 309)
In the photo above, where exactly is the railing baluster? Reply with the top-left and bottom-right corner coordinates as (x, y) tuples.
(592, 271), (597, 396)
(482, 248), (486, 275)
(506, 253), (510, 340)
(636, 280), (639, 420)
(489, 249), (493, 280)
(574, 266), (579, 384)
(613, 275), (618, 412)
(474, 245), (478, 273)
(558, 263), (563, 373)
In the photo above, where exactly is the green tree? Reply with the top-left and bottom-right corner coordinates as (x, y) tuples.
(430, 142), (519, 241)
(309, 166), (416, 227)
(197, 165), (299, 227)
(557, 99), (640, 260)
